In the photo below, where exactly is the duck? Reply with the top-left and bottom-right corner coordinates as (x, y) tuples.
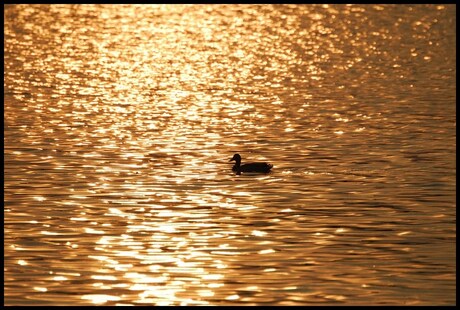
(229, 153), (273, 175)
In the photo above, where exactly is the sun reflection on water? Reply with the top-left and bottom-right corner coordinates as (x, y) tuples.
(4, 3), (456, 306)
(81, 197), (231, 305)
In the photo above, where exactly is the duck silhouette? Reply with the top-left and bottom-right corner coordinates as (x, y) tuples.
(229, 153), (273, 175)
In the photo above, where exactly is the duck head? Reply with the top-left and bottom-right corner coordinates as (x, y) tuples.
(229, 153), (241, 163)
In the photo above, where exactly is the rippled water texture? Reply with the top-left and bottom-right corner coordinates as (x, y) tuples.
(4, 4), (456, 306)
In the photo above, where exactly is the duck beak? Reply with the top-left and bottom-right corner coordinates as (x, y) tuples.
(229, 158), (234, 162)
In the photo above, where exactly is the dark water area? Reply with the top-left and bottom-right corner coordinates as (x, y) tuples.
(4, 4), (456, 305)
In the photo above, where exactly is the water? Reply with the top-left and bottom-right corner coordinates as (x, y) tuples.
(4, 4), (456, 306)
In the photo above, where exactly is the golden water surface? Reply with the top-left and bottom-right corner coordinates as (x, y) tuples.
(4, 4), (456, 306)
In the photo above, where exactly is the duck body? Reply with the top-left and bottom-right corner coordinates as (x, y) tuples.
(230, 153), (273, 175)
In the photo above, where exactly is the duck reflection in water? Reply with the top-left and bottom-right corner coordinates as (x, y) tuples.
(229, 153), (273, 175)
